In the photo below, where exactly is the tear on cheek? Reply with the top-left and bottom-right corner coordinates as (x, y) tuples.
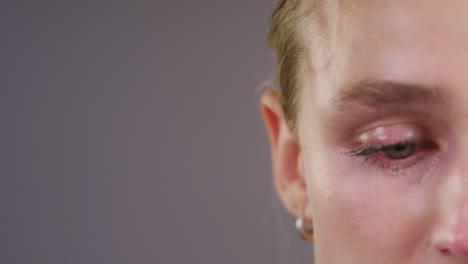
(397, 152), (442, 185)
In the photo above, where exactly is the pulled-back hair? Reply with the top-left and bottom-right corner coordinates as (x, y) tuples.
(268, 0), (329, 128)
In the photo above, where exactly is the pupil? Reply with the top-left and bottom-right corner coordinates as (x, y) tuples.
(394, 144), (406, 151)
(383, 143), (416, 159)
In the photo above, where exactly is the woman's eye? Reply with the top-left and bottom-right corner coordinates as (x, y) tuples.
(381, 142), (417, 159)
(344, 124), (442, 175)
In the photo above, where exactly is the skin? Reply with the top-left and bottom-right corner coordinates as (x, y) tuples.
(261, 1), (468, 263)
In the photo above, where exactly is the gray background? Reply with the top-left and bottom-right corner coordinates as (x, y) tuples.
(2, 1), (314, 263)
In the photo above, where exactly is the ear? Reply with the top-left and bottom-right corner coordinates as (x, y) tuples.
(260, 90), (311, 220)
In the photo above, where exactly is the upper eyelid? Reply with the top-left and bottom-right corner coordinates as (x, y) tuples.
(352, 122), (428, 145)
(325, 107), (441, 144)
(348, 140), (422, 157)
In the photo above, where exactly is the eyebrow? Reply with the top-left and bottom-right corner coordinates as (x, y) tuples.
(332, 79), (444, 109)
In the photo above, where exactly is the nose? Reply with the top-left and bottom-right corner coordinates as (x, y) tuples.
(434, 223), (468, 257)
(432, 165), (468, 258)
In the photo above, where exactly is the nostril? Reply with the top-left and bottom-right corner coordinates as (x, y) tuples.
(439, 247), (451, 255)
(434, 242), (452, 256)
(432, 227), (468, 257)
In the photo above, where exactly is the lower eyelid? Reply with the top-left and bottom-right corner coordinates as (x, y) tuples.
(365, 147), (437, 172)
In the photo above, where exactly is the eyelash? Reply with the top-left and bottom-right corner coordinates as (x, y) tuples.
(345, 140), (434, 171)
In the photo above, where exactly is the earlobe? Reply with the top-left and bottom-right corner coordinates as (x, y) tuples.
(260, 90), (311, 219)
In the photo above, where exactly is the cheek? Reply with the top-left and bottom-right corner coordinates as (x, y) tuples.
(304, 149), (431, 262)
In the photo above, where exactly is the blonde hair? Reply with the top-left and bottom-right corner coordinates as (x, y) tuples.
(268, 0), (329, 127)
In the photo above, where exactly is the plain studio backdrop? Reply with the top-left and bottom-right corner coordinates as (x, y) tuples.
(2, 1), (314, 263)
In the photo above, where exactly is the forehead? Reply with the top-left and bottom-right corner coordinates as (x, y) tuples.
(304, 0), (468, 110)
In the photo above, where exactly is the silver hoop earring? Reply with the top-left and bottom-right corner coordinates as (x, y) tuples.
(295, 217), (314, 240)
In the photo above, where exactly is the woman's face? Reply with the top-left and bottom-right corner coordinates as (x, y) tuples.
(263, 1), (468, 263)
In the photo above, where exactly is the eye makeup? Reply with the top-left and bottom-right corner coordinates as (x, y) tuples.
(343, 123), (441, 177)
